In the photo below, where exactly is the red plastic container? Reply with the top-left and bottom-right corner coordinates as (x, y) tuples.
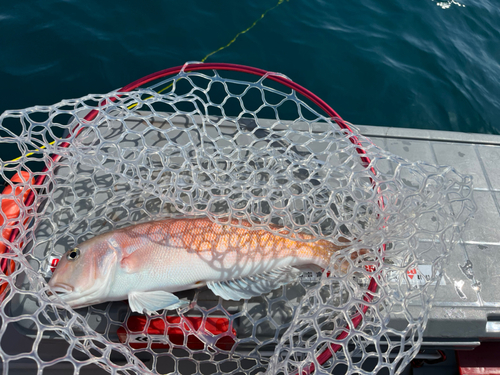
(457, 343), (500, 375)
(117, 315), (236, 351)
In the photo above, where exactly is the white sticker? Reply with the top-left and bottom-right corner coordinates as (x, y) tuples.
(388, 265), (446, 287)
(45, 256), (60, 276)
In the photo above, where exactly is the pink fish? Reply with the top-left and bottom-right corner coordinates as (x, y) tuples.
(48, 218), (345, 314)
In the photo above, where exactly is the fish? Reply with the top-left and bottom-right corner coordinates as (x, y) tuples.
(48, 217), (348, 314)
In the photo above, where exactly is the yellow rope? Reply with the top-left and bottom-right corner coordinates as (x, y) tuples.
(201, 0), (288, 63)
(130, 0), (288, 107)
(2, 0), (289, 165)
(2, 141), (56, 167)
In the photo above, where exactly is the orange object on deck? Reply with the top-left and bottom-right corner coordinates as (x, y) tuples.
(0, 171), (34, 295)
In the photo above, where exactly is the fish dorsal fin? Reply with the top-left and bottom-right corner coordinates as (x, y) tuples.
(128, 290), (188, 315)
(207, 266), (301, 301)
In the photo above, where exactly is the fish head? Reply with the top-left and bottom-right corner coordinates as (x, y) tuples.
(48, 234), (119, 308)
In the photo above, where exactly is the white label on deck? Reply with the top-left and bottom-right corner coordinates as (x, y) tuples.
(388, 265), (446, 287)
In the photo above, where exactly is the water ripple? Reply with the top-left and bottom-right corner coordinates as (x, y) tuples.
(0, 0), (498, 134)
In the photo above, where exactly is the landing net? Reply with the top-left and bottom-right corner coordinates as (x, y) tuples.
(0, 62), (475, 374)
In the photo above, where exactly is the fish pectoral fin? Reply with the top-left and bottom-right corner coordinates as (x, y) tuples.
(207, 266), (301, 301)
(128, 290), (188, 314)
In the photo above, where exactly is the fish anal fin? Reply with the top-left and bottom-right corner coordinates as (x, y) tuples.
(207, 266), (300, 301)
(128, 290), (188, 315)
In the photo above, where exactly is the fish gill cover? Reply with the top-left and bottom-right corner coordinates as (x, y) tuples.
(0, 64), (474, 374)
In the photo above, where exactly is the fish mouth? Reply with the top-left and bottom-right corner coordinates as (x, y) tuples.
(48, 283), (74, 299)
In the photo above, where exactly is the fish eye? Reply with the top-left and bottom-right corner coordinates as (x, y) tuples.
(67, 248), (80, 261)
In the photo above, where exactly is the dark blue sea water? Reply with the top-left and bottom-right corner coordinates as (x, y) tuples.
(1, 0), (499, 134)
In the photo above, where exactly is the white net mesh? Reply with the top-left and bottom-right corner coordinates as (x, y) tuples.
(0, 64), (475, 374)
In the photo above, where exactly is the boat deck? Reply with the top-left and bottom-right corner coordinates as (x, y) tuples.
(6, 122), (500, 374)
(359, 124), (500, 348)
